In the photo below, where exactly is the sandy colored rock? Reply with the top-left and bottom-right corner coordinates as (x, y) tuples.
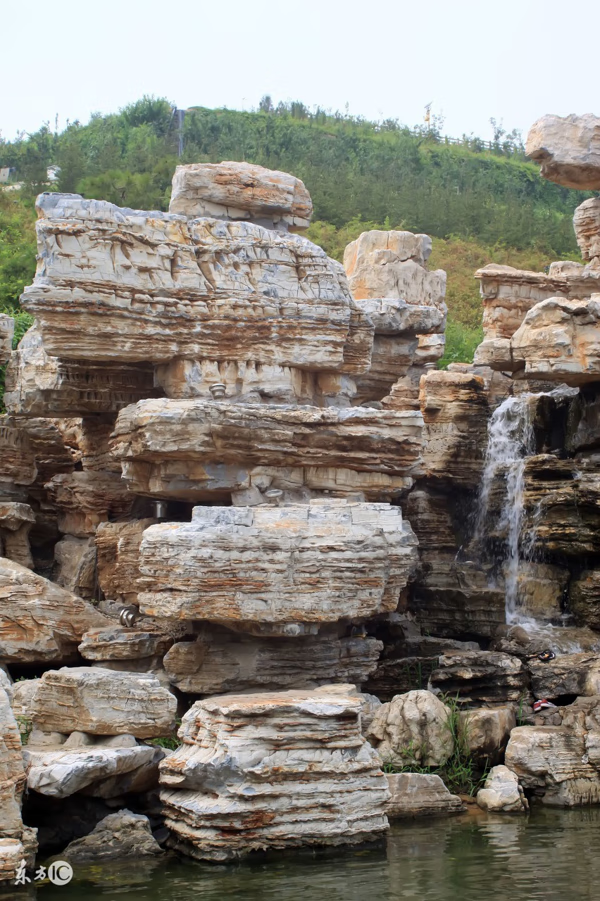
(160, 687), (389, 861)
(428, 651), (527, 706)
(22, 194), (372, 373)
(53, 536), (96, 598)
(10, 679), (41, 719)
(0, 502), (35, 569)
(574, 198), (600, 263)
(570, 569), (600, 631)
(138, 502), (417, 624)
(79, 626), (173, 661)
(163, 628), (382, 694)
(460, 706), (516, 765)
(385, 772), (463, 818)
(29, 667), (177, 738)
(0, 558), (107, 663)
(0, 314), (14, 365)
(0, 687), (27, 838)
(95, 518), (155, 605)
(366, 690), (453, 767)
(476, 765), (528, 812)
(62, 809), (163, 861)
(514, 562), (569, 622)
(526, 113), (600, 189)
(44, 471), (135, 537)
(169, 161), (312, 230)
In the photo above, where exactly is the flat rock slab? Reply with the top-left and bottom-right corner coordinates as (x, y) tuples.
(79, 626), (173, 661)
(0, 557), (108, 663)
(138, 501), (418, 624)
(62, 809), (163, 861)
(29, 667), (177, 738)
(159, 686), (389, 861)
(386, 773), (463, 818)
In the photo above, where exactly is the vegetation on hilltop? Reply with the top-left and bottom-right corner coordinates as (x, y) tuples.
(0, 95), (590, 404)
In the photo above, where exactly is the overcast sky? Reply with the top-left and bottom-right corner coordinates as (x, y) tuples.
(2, 0), (598, 143)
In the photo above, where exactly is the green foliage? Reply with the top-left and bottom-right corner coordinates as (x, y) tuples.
(15, 715), (33, 746)
(147, 735), (180, 751)
(382, 694), (489, 797)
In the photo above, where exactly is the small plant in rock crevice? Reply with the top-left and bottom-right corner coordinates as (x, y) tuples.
(15, 715), (33, 746)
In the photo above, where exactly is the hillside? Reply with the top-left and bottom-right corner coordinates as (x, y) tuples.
(0, 96), (590, 401)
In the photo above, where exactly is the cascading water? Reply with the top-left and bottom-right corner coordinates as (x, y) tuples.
(475, 394), (535, 622)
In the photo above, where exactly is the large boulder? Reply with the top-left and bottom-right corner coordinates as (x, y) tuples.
(476, 765), (528, 812)
(366, 690), (454, 767)
(526, 113), (600, 189)
(62, 809), (163, 862)
(385, 773), (463, 818)
(460, 706), (516, 765)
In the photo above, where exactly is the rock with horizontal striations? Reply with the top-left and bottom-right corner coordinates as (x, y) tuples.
(22, 194), (372, 373)
(53, 536), (97, 598)
(570, 569), (600, 631)
(138, 501), (417, 624)
(476, 765), (528, 812)
(159, 687), (389, 861)
(366, 690), (453, 767)
(44, 471), (135, 537)
(0, 558), (108, 663)
(95, 519), (155, 605)
(0, 502), (35, 569)
(460, 707), (516, 765)
(514, 562), (569, 622)
(0, 314), (14, 365)
(526, 113), (600, 190)
(10, 679), (41, 719)
(162, 626), (382, 694)
(385, 773), (463, 818)
(25, 737), (165, 799)
(4, 325), (161, 416)
(528, 652), (598, 700)
(574, 198), (600, 264)
(110, 399), (423, 500)
(428, 651), (528, 706)
(0, 686), (38, 882)
(79, 626), (173, 661)
(505, 724), (600, 806)
(29, 667), (177, 738)
(62, 809), (163, 861)
(169, 161), (313, 230)
(0, 830), (37, 885)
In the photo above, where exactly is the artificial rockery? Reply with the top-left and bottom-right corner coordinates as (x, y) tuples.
(2, 113), (600, 878)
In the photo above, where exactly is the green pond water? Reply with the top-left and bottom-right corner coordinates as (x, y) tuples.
(15, 807), (600, 901)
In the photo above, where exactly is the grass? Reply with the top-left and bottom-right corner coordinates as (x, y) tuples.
(148, 735), (180, 751)
(15, 714), (33, 746)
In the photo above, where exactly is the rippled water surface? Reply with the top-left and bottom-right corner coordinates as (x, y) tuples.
(25, 807), (600, 901)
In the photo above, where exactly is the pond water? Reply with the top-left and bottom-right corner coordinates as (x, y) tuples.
(16, 806), (600, 901)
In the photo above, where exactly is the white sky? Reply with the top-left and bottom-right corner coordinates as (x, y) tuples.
(2, 0), (598, 143)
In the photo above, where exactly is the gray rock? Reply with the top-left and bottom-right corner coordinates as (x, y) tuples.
(62, 809), (163, 861)
(477, 765), (528, 812)
(386, 773), (463, 818)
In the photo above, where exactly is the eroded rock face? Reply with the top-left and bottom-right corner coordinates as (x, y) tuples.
(574, 198), (600, 264)
(460, 707), (516, 765)
(159, 687), (389, 861)
(163, 628), (382, 694)
(476, 765), (528, 813)
(138, 502), (418, 624)
(526, 113), (600, 190)
(79, 627), (174, 662)
(62, 809), (163, 861)
(29, 668), (177, 738)
(0, 558), (107, 663)
(570, 570), (600, 630)
(111, 399), (423, 500)
(169, 161), (313, 230)
(0, 314), (14, 365)
(366, 690), (453, 767)
(428, 651), (528, 706)
(22, 195), (371, 372)
(385, 773), (463, 818)
(0, 686), (38, 882)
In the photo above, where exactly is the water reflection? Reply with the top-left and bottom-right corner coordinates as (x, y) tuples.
(12, 808), (600, 901)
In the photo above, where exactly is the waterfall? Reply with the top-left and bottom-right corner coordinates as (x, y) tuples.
(475, 394), (535, 622)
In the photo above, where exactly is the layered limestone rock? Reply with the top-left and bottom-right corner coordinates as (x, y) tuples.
(0, 502), (35, 568)
(159, 688), (390, 861)
(366, 690), (454, 767)
(96, 518), (155, 605)
(45, 470), (135, 537)
(526, 114), (600, 190)
(79, 626), (174, 662)
(0, 313), (14, 365)
(574, 198), (600, 264)
(22, 194), (372, 373)
(4, 326), (160, 416)
(110, 399), (423, 500)
(169, 161), (313, 231)
(459, 706), (516, 766)
(29, 668), (177, 738)
(162, 627), (382, 694)
(0, 558), (107, 663)
(570, 570), (600, 630)
(0, 686), (38, 881)
(138, 502), (418, 624)
(476, 765), (528, 813)
(62, 809), (163, 861)
(385, 773), (463, 818)
(428, 651), (528, 705)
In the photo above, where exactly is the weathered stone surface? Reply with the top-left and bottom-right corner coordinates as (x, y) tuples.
(160, 687), (389, 861)
(138, 502), (418, 624)
(385, 773), (463, 818)
(428, 651), (528, 705)
(0, 829), (37, 884)
(0, 558), (107, 663)
(10, 680), (41, 719)
(0, 686), (38, 882)
(22, 194), (372, 373)
(53, 536), (96, 599)
(364, 636), (479, 701)
(62, 809), (163, 861)
(574, 198), (600, 263)
(29, 668), (177, 738)
(25, 740), (164, 799)
(4, 325), (160, 416)
(163, 628), (382, 694)
(460, 706), (516, 765)
(509, 296), (600, 385)
(45, 471), (135, 537)
(96, 518), (155, 605)
(79, 626), (173, 661)
(0, 502), (34, 568)
(419, 370), (488, 485)
(169, 161), (313, 230)
(366, 690), (453, 767)
(343, 230), (445, 308)
(476, 765), (528, 812)
(514, 562), (568, 622)
(570, 569), (600, 631)
(0, 313), (14, 365)
(528, 652), (598, 700)
(111, 399), (423, 500)
(526, 114), (600, 190)
(505, 724), (600, 806)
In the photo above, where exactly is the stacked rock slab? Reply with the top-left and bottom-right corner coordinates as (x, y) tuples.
(0, 686), (37, 883)
(160, 688), (389, 861)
